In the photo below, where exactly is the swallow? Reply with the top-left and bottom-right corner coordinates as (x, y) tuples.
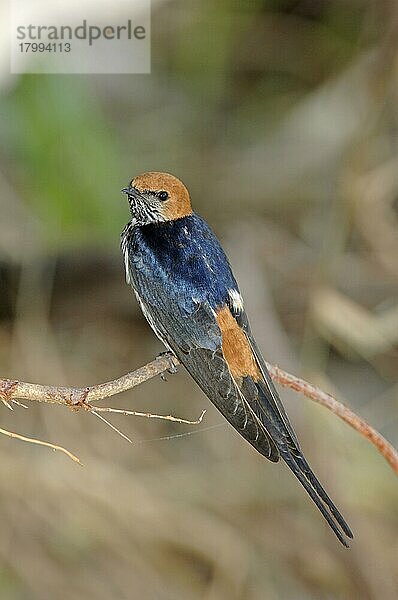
(121, 171), (353, 547)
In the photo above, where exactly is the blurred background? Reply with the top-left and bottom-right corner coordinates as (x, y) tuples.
(1, 0), (398, 598)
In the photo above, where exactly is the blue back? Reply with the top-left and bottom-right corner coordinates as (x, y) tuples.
(128, 213), (238, 314)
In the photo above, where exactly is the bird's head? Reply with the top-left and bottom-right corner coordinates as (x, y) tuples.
(122, 171), (193, 225)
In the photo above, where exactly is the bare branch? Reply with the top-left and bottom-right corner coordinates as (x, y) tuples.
(0, 354), (177, 408)
(1, 353), (397, 475)
(266, 363), (398, 476)
(91, 406), (207, 425)
(0, 426), (82, 465)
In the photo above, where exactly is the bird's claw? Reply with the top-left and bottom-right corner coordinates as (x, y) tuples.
(156, 351), (178, 379)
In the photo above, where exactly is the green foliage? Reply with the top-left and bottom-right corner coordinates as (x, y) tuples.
(1, 75), (127, 247)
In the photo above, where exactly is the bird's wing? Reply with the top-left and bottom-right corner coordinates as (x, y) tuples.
(135, 288), (280, 462)
(224, 298), (353, 546)
(133, 280), (352, 546)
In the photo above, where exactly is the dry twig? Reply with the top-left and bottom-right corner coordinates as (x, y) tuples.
(266, 364), (398, 475)
(1, 353), (397, 474)
(0, 426), (82, 465)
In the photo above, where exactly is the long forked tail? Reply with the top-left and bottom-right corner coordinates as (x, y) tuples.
(253, 380), (353, 547)
(280, 449), (353, 546)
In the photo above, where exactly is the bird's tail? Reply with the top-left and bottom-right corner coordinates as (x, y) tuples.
(255, 381), (353, 547)
(280, 449), (353, 546)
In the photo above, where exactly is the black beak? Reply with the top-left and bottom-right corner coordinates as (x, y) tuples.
(121, 186), (147, 202)
(121, 186), (134, 195)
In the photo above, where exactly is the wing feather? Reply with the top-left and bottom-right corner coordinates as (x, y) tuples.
(134, 289), (280, 462)
(128, 270), (352, 544)
(227, 303), (353, 541)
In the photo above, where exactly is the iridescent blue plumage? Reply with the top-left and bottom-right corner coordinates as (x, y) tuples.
(121, 171), (353, 547)
(128, 213), (238, 314)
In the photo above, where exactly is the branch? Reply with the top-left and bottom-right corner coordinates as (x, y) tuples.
(1, 353), (397, 475)
(0, 426), (82, 465)
(0, 354), (178, 408)
(266, 364), (398, 476)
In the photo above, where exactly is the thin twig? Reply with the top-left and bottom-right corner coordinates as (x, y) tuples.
(0, 426), (82, 465)
(266, 363), (398, 475)
(1, 353), (397, 475)
(91, 411), (133, 444)
(90, 406), (207, 425)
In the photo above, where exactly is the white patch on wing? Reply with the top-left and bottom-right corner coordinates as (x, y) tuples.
(228, 288), (244, 313)
(121, 234), (132, 284)
(124, 248), (132, 284)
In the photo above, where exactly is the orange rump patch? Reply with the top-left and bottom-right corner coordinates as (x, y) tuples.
(216, 306), (261, 380)
(132, 171), (193, 221)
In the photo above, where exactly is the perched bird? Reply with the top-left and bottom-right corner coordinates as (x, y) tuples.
(121, 171), (353, 547)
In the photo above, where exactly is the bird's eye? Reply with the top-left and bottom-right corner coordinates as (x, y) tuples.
(157, 191), (169, 201)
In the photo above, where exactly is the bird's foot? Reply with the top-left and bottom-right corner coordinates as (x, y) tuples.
(156, 351), (178, 380)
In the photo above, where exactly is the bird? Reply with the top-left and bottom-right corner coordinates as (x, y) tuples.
(121, 171), (353, 547)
